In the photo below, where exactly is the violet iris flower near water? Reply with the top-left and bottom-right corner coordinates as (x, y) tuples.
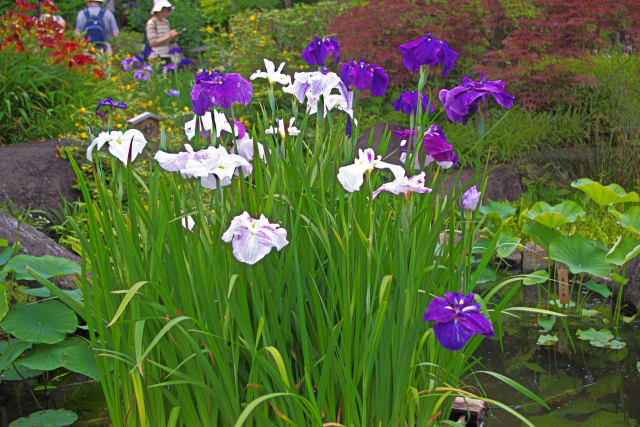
(168, 46), (182, 54)
(395, 124), (458, 169)
(398, 33), (458, 76)
(423, 291), (495, 351)
(462, 185), (481, 210)
(301, 36), (340, 66)
(221, 212), (289, 265)
(439, 73), (515, 125)
(190, 69), (253, 116)
(340, 59), (389, 96)
(393, 91), (434, 116)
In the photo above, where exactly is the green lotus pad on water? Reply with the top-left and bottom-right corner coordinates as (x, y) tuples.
(9, 409), (77, 427)
(576, 328), (626, 349)
(528, 200), (585, 228)
(549, 235), (614, 276)
(0, 300), (77, 344)
(571, 178), (640, 206)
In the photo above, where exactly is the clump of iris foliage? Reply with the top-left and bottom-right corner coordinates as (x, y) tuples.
(58, 33), (549, 426)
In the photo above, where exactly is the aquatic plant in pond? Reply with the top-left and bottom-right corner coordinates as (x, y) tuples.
(64, 32), (545, 426)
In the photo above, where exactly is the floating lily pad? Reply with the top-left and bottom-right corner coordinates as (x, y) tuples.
(578, 308), (600, 317)
(619, 206), (640, 235)
(537, 316), (555, 331)
(0, 301), (77, 344)
(583, 279), (612, 298)
(537, 334), (558, 345)
(0, 364), (43, 381)
(528, 200), (586, 228)
(19, 287), (83, 303)
(16, 338), (89, 371)
(549, 235), (614, 276)
(9, 408), (77, 427)
(479, 201), (516, 219)
(576, 328), (626, 349)
(549, 298), (576, 308)
(605, 236), (640, 266)
(571, 178), (640, 206)
(0, 255), (80, 281)
(496, 231), (520, 258)
(523, 270), (549, 285)
(522, 221), (559, 252)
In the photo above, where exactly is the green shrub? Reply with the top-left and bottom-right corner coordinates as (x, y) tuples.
(0, 51), (106, 144)
(110, 29), (144, 56)
(202, 1), (353, 79)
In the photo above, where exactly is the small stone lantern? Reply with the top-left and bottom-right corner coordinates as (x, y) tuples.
(127, 112), (165, 141)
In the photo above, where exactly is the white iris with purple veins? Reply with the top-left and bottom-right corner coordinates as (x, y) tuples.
(337, 148), (406, 193)
(221, 212), (289, 265)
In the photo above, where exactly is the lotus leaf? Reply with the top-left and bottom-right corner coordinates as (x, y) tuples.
(0, 255), (80, 281)
(0, 301), (77, 344)
(0, 287), (6, 321)
(479, 201), (516, 219)
(0, 340), (31, 370)
(9, 409), (77, 427)
(0, 364), (43, 381)
(496, 231), (520, 258)
(583, 279), (612, 298)
(522, 221), (559, 252)
(16, 337), (87, 371)
(537, 334), (558, 345)
(0, 246), (12, 266)
(605, 236), (640, 265)
(61, 338), (99, 380)
(523, 270), (549, 285)
(528, 200), (585, 228)
(20, 287), (83, 303)
(571, 178), (640, 206)
(537, 316), (555, 330)
(619, 206), (640, 235)
(549, 235), (614, 276)
(576, 328), (626, 349)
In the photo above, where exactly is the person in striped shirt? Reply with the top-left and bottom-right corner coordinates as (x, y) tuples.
(146, 0), (179, 63)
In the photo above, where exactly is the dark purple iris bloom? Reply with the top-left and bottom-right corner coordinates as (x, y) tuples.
(393, 90), (435, 116)
(398, 33), (458, 76)
(168, 46), (183, 54)
(162, 63), (178, 73)
(190, 69), (253, 116)
(398, 125), (458, 169)
(340, 59), (389, 96)
(439, 73), (515, 125)
(96, 97), (128, 111)
(301, 36), (340, 66)
(120, 56), (141, 71)
(180, 58), (190, 66)
(423, 291), (494, 351)
(140, 48), (153, 57)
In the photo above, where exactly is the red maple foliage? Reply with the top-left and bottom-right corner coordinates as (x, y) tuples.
(0, 0), (104, 76)
(330, 0), (640, 110)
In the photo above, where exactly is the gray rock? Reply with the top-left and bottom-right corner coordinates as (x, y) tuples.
(0, 211), (79, 289)
(0, 139), (80, 213)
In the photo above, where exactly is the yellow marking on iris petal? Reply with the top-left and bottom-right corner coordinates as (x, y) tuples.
(446, 306), (454, 310)
(459, 300), (464, 305)
(454, 318), (458, 323)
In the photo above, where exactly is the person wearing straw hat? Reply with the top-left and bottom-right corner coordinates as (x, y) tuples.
(75, 0), (119, 55)
(146, 0), (179, 63)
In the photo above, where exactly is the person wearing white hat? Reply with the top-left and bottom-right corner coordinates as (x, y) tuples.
(75, 0), (119, 55)
(146, 0), (178, 62)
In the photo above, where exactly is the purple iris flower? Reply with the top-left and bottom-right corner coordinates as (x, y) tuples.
(166, 88), (180, 97)
(120, 56), (141, 71)
(439, 73), (515, 125)
(393, 90), (434, 116)
(181, 58), (190, 65)
(168, 46), (183, 54)
(399, 125), (458, 169)
(133, 69), (151, 81)
(301, 36), (340, 66)
(423, 291), (494, 351)
(190, 69), (253, 116)
(140, 48), (153, 57)
(398, 33), (458, 76)
(162, 63), (178, 73)
(462, 185), (481, 210)
(96, 97), (128, 111)
(340, 59), (389, 96)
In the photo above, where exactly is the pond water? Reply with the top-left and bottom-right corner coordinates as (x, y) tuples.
(476, 283), (640, 426)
